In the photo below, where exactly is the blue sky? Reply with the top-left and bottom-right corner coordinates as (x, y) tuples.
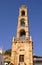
(0, 0), (42, 56)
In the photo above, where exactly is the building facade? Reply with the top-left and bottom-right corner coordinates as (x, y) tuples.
(11, 5), (42, 65)
(0, 48), (4, 65)
(33, 55), (42, 65)
(11, 5), (33, 65)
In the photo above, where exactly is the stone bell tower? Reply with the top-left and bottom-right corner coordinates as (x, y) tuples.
(11, 5), (33, 65)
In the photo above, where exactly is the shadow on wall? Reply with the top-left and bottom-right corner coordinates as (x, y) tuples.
(10, 63), (14, 65)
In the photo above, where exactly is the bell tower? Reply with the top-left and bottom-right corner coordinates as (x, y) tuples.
(11, 5), (33, 65)
(17, 5), (29, 38)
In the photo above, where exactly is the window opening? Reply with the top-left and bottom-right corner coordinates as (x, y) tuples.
(19, 55), (24, 62)
(20, 30), (26, 38)
(21, 11), (25, 16)
(20, 19), (25, 26)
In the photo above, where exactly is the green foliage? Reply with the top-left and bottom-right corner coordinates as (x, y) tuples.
(4, 49), (11, 56)
(4, 61), (10, 64)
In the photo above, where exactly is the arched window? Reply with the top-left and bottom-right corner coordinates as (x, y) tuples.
(21, 10), (25, 16)
(20, 19), (25, 26)
(20, 29), (26, 38)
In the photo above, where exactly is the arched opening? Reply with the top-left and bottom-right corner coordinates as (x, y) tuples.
(20, 29), (26, 38)
(20, 19), (25, 26)
(21, 10), (25, 16)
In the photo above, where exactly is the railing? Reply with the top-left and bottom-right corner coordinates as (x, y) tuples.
(13, 37), (31, 43)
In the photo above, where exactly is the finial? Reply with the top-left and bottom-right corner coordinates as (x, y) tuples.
(30, 36), (32, 41)
(12, 37), (14, 42)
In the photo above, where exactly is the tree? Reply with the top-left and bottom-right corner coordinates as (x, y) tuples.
(4, 49), (11, 56)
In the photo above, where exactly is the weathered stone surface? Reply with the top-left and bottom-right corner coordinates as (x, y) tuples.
(11, 5), (33, 65)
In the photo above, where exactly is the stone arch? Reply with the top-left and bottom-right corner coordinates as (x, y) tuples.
(16, 46), (26, 55)
(16, 46), (26, 63)
(19, 29), (26, 38)
(21, 10), (25, 16)
(20, 18), (25, 26)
